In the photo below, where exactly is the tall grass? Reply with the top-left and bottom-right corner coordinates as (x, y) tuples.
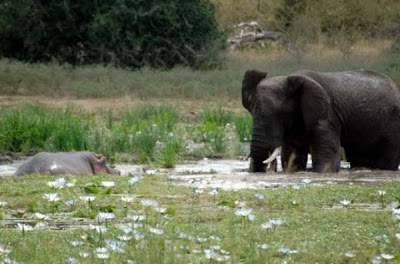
(0, 105), (251, 164)
(1, 49), (399, 100)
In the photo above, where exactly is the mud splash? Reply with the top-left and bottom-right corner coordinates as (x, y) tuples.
(1, 156), (400, 191)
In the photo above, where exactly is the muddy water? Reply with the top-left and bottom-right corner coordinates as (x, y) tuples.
(1, 156), (400, 190)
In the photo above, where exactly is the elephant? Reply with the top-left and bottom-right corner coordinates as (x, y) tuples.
(242, 69), (400, 173)
(15, 151), (120, 176)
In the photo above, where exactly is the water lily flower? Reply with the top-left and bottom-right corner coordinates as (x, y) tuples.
(35, 222), (48, 230)
(96, 212), (115, 223)
(128, 177), (139, 185)
(118, 235), (132, 241)
(66, 257), (78, 264)
(89, 225), (107, 234)
(65, 199), (77, 207)
(95, 247), (109, 259)
(79, 251), (89, 258)
(345, 252), (356, 258)
(105, 239), (126, 253)
(47, 178), (66, 189)
(378, 190), (386, 196)
(255, 193), (265, 200)
(140, 199), (158, 207)
(209, 189), (219, 196)
(129, 214), (146, 222)
(381, 253), (394, 260)
(43, 193), (60, 202)
(149, 227), (164, 235)
(34, 213), (50, 220)
(154, 207), (167, 214)
(121, 196), (135, 203)
(340, 200), (351, 207)
(80, 196), (96, 202)
(70, 240), (83, 247)
(258, 244), (269, 250)
(279, 247), (298, 254)
(17, 223), (34, 232)
(101, 181), (115, 188)
(235, 208), (255, 221)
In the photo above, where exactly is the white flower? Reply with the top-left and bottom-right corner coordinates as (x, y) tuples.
(381, 253), (394, 260)
(35, 222), (48, 230)
(345, 252), (356, 258)
(279, 247), (298, 254)
(47, 178), (66, 189)
(95, 247), (109, 259)
(340, 200), (351, 207)
(128, 177), (139, 185)
(43, 193), (60, 202)
(101, 181), (115, 188)
(140, 199), (158, 207)
(117, 224), (132, 234)
(209, 189), (219, 196)
(70, 240), (83, 247)
(372, 256), (382, 264)
(269, 219), (284, 226)
(80, 196), (96, 202)
(65, 199), (77, 207)
(149, 227), (164, 235)
(96, 212), (115, 223)
(66, 182), (75, 188)
(105, 239), (126, 253)
(261, 222), (273, 229)
(89, 225), (107, 233)
(17, 223), (34, 232)
(197, 237), (208, 243)
(79, 251), (89, 258)
(235, 208), (253, 217)
(258, 244), (269, 250)
(129, 214), (146, 222)
(378, 190), (386, 196)
(134, 232), (145, 241)
(255, 193), (265, 200)
(248, 213), (256, 221)
(118, 235), (132, 241)
(34, 213), (50, 220)
(392, 208), (400, 215)
(194, 189), (204, 194)
(396, 233), (400, 239)
(0, 201), (8, 207)
(154, 207), (167, 214)
(302, 178), (312, 184)
(121, 196), (134, 203)
(66, 257), (78, 264)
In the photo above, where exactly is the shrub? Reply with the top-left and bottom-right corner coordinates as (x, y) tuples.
(0, 0), (225, 69)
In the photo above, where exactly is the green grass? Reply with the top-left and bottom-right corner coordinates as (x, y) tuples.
(0, 105), (252, 165)
(0, 174), (400, 263)
(1, 51), (400, 99)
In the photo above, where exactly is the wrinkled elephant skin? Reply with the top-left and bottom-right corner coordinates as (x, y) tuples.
(15, 151), (120, 176)
(242, 69), (400, 173)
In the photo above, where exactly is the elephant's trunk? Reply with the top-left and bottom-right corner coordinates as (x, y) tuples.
(250, 121), (270, 172)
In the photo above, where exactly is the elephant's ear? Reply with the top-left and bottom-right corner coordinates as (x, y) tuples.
(242, 70), (267, 112)
(286, 74), (330, 129)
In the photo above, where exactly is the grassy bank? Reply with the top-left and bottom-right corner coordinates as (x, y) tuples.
(0, 105), (252, 166)
(1, 47), (400, 99)
(0, 174), (399, 263)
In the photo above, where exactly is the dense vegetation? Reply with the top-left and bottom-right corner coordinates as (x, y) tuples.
(0, 0), (223, 69)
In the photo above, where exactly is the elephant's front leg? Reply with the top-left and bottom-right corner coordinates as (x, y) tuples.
(281, 144), (308, 172)
(310, 122), (341, 173)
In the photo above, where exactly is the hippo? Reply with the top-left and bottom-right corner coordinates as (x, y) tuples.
(15, 151), (120, 176)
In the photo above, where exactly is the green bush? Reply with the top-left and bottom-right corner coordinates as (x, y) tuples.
(0, 0), (224, 69)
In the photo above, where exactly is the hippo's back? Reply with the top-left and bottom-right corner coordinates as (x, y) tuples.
(15, 152), (95, 176)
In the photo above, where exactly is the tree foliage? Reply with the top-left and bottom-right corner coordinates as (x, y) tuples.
(0, 0), (224, 69)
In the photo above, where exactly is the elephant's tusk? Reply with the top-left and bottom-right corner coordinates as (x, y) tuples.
(263, 146), (282, 165)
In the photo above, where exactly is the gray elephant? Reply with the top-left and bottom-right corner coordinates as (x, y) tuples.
(15, 151), (120, 176)
(242, 69), (400, 173)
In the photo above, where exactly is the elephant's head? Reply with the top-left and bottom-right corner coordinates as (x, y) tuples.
(242, 70), (330, 172)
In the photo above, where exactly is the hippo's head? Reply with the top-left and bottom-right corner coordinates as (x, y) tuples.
(90, 154), (120, 175)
